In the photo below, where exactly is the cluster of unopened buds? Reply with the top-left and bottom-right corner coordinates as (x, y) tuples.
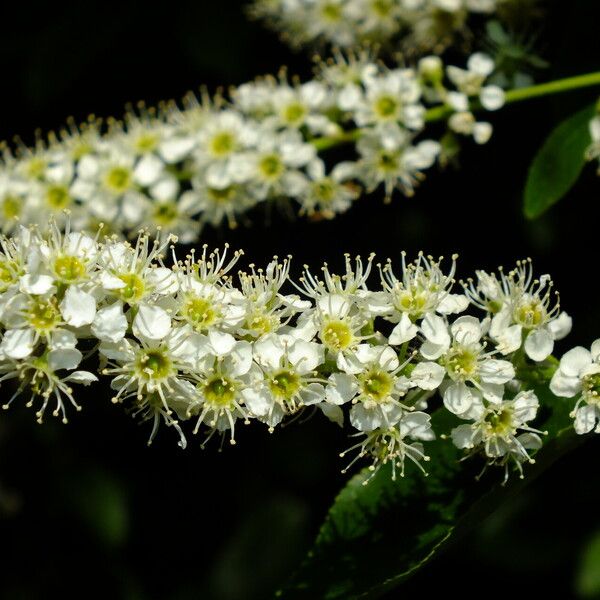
(0, 51), (505, 242)
(0, 222), (590, 483)
(249, 0), (531, 54)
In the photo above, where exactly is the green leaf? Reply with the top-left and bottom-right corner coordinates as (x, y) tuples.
(523, 104), (595, 219)
(277, 387), (582, 600)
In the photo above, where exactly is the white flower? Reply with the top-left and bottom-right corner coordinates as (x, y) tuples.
(451, 389), (544, 480)
(340, 412), (434, 481)
(486, 261), (571, 361)
(246, 334), (326, 428)
(187, 339), (258, 444)
(550, 340), (600, 434)
(329, 344), (412, 431)
(380, 252), (467, 325)
(420, 314), (515, 415)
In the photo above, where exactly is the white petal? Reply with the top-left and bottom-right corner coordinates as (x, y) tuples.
(319, 403), (344, 427)
(134, 154), (164, 186)
(208, 330), (236, 356)
(65, 371), (98, 385)
(241, 388), (271, 417)
(92, 302), (128, 343)
(350, 404), (382, 432)
(591, 339), (600, 363)
(133, 304), (171, 341)
(524, 328), (554, 362)
(513, 390), (539, 423)
(548, 312), (572, 341)
(549, 370), (581, 398)
(289, 340), (323, 374)
(421, 313), (450, 347)
(60, 286), (96, 327)
(574, 405), (598, 435)
(301, 383), (326, 406)
(1, 328), (34, 359)
(443, 382), (473, 415)
(479, 359), (515, 384)
(159, 137), (196, 163)
(494, 324), (522, 355)
(411, 362), (445, 390)
(326, 373), (358, 405)
(451, 424), (475, 449)
(560, 346), (592, 377)
(388, 313), (418, 345)
(437, 294), (469, 315)
(20, 274), (55, 295)
(450, 316), (482, 345)
(227, 340), (253, 377)
(50, 329), (77, 349)
(48, 348), (82, 371)
(253, 335), (284, 371)
(146, 268), (178, 295)
(399, 411), (434, 440)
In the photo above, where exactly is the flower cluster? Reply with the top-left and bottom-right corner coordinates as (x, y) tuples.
(0, 224), (581, 482)
(0, 51), (505, 242)
(249, 0), (529, 55)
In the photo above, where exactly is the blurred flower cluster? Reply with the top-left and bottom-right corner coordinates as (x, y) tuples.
(0, 223), (588, 482)
(0, 51), (505, 242)
(249, 0), (536, 55)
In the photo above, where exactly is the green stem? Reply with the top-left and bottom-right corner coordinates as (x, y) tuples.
(311, 70), (600, 150)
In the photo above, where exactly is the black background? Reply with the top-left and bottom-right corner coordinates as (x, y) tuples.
(0, 1), (599, 598)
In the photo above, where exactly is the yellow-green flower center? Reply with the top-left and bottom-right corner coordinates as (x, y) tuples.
(135, 133), (159, 153)
(583, 373), (600, 405)
(0, 259), (19, 291)
(374, 95), (399, 119)
(444, 346), (479, 381)
(312, 179), (336, 202)
(484, 407), (514, 435)
(203, 375), (236, 406)
(246, 311), (277, 336)
(259, 154), (284, 180)
(104, 166), (133, 193)
(53, 255), (87, 283)
(371, 0), (393, 17)
(1, 195), (21, 220)
(321, 319), (354, 352)
(181, 296), (219, 330)
(321, 2), (342, 20)
(282, 102), (307, 125)
(377, 150), (400, 172)
(210, 132), (236, 157)
(116, 273), (146, 304)
(26, 157), (47, 179)
(137, 350), (172, 380)
(359, 368), (394, 402)
(513, 298), (546, 329)
(208, 186), (237, 204)
(27, 298), (61, 333)
(153, 202), (179, 225)
(270, 369), (301, 400)
(46, 185), (71, 209)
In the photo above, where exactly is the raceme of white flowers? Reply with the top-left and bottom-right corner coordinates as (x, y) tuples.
(0, 51), (506, 243)
(0, 223), (587, 483)
(249, 0), (523, 54)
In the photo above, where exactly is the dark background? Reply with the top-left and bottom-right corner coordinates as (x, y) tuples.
(0, 1), (599, 598)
